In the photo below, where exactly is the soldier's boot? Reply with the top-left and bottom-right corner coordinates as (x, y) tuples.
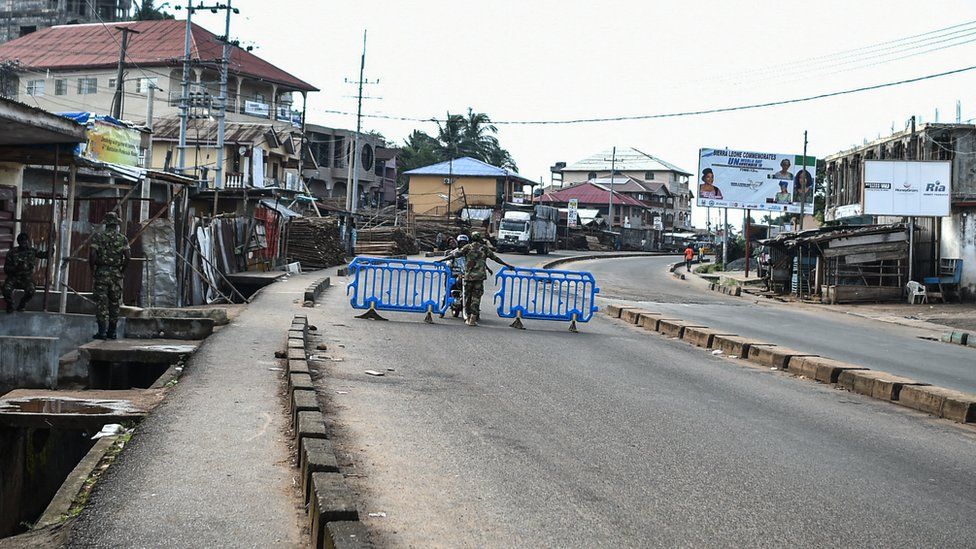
(106, 321), (118, 340)
(466, 314), (479, 327)
(93, 321), (107, 340)
(15, 296), (28, 312)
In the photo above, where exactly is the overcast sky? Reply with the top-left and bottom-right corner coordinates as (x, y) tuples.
(184, 0), (976, 226)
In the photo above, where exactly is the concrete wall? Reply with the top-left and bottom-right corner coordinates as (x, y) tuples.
(941, 208), (976, 299)
(0, 336), (58, 393)
(0, 311), (107, 357)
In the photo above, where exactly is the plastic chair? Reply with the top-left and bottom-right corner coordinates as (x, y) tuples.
(906, 281), (928, 304)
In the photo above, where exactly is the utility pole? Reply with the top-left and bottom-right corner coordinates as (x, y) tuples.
(177, 2), (192, 173)
(350, 30), (367, 217)
(214, 0), (234, 195)
(797, 130), (809, 229)
(111, 26), (140, 119)
(175, 1), (238, 182)
(141, 82), (155, 222)
(607, 146), (616, 228)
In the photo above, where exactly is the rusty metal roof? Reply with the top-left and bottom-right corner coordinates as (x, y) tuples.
(0, 20), (317, 92)
(151, 116), (296, 146)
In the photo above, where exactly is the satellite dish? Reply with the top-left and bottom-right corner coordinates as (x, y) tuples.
(238, 146), (248, 156)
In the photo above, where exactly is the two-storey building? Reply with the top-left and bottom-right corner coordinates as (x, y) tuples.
(0, 19), (318, 191)
(556, 147), (693, 229)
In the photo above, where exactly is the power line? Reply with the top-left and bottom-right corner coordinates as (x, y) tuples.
(309, 64), (976, 126)
(717, 20), (976, 85)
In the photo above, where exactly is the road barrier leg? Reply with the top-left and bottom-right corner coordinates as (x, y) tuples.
(510, 310), (525, 330)
(356, 303), (388, 321)
(569, 313), (579, 334)
(424, 304), (434, 324)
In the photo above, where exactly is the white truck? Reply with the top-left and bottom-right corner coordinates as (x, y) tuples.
(495, 204), (558, 254)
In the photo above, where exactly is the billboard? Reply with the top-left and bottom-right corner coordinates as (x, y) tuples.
(697, 148), (816, 213)
(863, 160), (951, 217)
(83, 120), (142, 166)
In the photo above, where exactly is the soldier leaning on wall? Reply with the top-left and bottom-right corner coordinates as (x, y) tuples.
(2, 233), (41, 313)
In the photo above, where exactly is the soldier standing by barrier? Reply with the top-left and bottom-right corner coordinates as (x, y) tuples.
(440, 231), (514, 327)
(2, 233), (39, 313)
(88, 212), (131, 339)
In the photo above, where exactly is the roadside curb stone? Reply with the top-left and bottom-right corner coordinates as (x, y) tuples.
(747, 345), (817, 369)
(899, 385), (976, 423)
(310, 472), (360, 549)
(837, 369), (927, 401)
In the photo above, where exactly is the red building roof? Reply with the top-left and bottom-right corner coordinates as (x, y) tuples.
(539, 182), (646, 208)
(0, 20), (317, 92)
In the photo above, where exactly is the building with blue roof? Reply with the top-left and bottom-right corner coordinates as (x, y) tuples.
(405, 157), (534, 217)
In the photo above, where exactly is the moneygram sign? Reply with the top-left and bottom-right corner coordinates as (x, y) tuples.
(697, 148), (817, 213)
(863, 160), (951, 217)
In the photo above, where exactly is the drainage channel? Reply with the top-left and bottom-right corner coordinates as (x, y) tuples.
(0, 333), (202, 540)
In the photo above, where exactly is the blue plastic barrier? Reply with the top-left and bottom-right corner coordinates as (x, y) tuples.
(492, 266), (600, 331)
(346, 256), (455, 321)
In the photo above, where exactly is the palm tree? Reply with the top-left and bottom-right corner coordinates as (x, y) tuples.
(133, 0), (174, 20)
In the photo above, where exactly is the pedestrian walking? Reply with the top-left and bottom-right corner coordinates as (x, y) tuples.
(684, 245), (695, 272)
(88, 212), (131, 339)
(2, 233), (39, 313)
(439, 231), (514, 326)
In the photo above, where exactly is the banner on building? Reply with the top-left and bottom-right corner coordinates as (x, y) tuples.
(697, 148), (817, 213)
(83, 120), (142, 166)
(863, 160), (951, 217)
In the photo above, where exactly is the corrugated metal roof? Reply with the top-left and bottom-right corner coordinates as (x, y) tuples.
(592, 176), (671, 196)
(539, 181), (646, 207)
(0, 20), (317, 92)
(404, 156), (533, 183)
(564, 147), (691, 175)
(151, 116), (285, 145)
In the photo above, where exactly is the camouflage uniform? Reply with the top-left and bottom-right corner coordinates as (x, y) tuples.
(2, 245), (37, 311)
(450, 241), (506, 319)
(90, 223), (130, 328)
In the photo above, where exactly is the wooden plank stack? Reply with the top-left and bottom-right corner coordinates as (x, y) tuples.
(285, 218), (346, 269)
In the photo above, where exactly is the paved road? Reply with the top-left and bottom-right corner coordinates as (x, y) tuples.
(308, 252), (976, 547)
(581, 255), (976, 394)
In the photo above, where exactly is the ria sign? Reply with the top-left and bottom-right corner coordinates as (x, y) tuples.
(863, 160), (951, 217)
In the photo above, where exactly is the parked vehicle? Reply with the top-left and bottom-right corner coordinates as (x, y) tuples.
(495, 204), (558, 254)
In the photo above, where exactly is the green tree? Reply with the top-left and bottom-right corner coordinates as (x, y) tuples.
(133, 0), (174, 20)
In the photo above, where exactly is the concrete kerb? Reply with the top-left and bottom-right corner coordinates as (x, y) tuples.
(899, 385), (976, 423)
(836, 369), (928, 402)
(747, 345), (818, 369)
(789, 356), (867, 384)
(658, 319), (706, 339)
(282, 314), (373, 547)
(605, 304), (976, 425)
(681, 326), (736, 348)
(33, 435), (119, 529)
(542, 252), (675, 270)
(637, 313), (681, 332)
(711, 335), (767, 359)
(303, 277), (332, 307)
(310, 472), (360, 549)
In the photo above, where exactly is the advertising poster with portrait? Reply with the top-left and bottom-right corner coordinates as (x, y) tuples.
(697, 148), (816, 213)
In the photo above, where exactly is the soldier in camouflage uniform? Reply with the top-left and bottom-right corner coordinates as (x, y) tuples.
(440, 231), (513, 326)
(88, 212), (130, 339)
(2, 233), (38, 313)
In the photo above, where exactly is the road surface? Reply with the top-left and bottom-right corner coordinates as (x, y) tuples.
(582, 255), (976, 394)
(306, 252), (976, 547)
